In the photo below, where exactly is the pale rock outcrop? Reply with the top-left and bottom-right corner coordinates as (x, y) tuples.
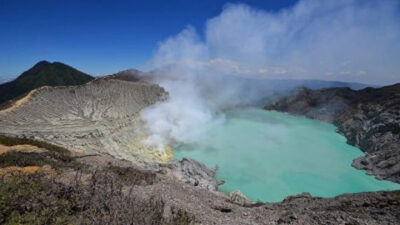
(0, 79), (169, 166)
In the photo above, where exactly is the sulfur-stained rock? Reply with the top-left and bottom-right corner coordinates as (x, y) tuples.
(0, 78), (168, 167)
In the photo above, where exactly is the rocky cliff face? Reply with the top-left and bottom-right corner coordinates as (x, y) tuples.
(264, 84), (400, 183)
(0, 78), (169, 166)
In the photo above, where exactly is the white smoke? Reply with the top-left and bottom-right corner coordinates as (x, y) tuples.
(140, 78), (225, 151)
(141, 0), (400, 151)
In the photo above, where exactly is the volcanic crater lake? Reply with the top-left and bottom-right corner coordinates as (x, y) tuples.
(174, 108), (400, 202)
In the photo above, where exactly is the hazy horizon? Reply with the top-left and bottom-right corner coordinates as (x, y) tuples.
(1, 0), (400, 85)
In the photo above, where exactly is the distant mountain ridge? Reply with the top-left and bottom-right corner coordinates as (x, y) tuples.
(0, 60), (373, 106)
(0, 77), (13, 85)
(0, 61), (94, 104)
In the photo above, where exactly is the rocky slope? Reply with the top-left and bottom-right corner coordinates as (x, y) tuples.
(0, 61), (94, 105)
(103, 68), (151, 82)
(0, 136), (399, 225)
(0, 78), (169, 167)
(264, 83), (400, 183)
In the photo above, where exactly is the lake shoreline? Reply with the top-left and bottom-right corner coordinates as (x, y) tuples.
(175, 108), (400, 202)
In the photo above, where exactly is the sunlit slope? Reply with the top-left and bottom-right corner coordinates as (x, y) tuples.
(0, 79), (169, 165)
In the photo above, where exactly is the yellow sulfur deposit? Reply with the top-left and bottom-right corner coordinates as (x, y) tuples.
(129, 138), (174, 163)
(151, 145), (174, 162)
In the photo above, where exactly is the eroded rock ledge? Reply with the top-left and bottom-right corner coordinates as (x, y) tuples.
(0, 78), (169, 166)
(264, 83), (400, 183)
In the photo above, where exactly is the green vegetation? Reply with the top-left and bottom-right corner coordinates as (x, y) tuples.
(0, 172), (164, 225)
(0, 136), (195, 225)
(0, 174), (73, 225)
(0, 60), (94, 105)
(0, 135), (71, 155)
(0, 151), (79, 171)
(0, 171), (194, 225)
(0, 135), (81, 171)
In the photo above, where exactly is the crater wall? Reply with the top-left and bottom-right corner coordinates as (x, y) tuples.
(0, 79), (169, 166)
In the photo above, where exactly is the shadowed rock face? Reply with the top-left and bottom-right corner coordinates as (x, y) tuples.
(264, 83), (400, 183)
(0, 79), (168, 166)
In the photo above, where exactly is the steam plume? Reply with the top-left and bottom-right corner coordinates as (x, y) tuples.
(141, 0), (400, 151)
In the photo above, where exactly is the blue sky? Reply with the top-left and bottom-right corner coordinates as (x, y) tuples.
(0, 0), (296, 78)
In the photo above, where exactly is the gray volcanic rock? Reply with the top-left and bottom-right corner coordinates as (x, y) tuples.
(175, 158), (223, 191)
(264, 83), (400, 183)
(0, 79), (168, 166)
(102, 68), (156, 83)
(74, 150), (400, 225)
(3, 141), (398, 225)
(102, 69), (146, 82)
(151, 177), (400, 225)
(266, 191), (400, 225)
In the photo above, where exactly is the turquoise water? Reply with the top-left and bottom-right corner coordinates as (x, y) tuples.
(174, 108), (400, 202)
